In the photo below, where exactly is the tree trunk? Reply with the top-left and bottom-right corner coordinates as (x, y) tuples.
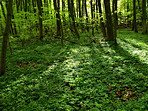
(82, 0), (85, 17)
(0, 10), (3, 33)
(62, 0), (66, 25)
(127, 0), (130, 27)
(53, 0), (64, 45)
(91, 0), (94, 36)
(78, 0), (82, 18)
(68, 0), (80, 39)
(0, 0), (13, 75)
(98, 0), (107, 38)
(142, 0), (147, 34)
(104, 0), (114, 41)
(37, 0), (43, 40)
(132, 0), (138, 32)
(84, 0), (89, 32)
(113, 0), (118, 46)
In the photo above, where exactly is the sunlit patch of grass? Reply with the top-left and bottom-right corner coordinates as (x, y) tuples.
(117, 30), (148, 64)
(118, 39), (148, 64)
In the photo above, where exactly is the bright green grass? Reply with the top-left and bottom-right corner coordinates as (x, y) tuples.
(0, 30), (148, 111)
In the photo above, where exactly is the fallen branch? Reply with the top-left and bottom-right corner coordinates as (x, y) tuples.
(56, 36), (80, 44)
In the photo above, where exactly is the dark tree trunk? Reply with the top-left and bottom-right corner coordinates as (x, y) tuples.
(98, 0), (107, 38)
(53, 0), (61, 37)
(132, 0), (138, 32)
(0, 13), (3, 32)
(95, 0), (99, 32)
(142, 0), (147, 34)
(104, 0), (114, 41)
(37, 0), (43, 40)
(84, 0), (89, 32)
(113, 0), (118, 46)
(127, 0), (130, 27)
(82, 0), (85, 17)
(68, 0), (80, 39)
(53, 0), (64, 45)
(0, 0), (13, 75)
(91, 0), (95, 36)
(11, 9), (18, 36)
(78, 0), (82, 18)
(62, 0), (66, 24)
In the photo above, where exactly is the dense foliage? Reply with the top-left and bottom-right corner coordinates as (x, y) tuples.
(0, 30), (148, 110)
(0, 0), (148, 110)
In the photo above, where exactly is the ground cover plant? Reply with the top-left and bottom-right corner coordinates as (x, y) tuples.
(0, 29), (148, 111)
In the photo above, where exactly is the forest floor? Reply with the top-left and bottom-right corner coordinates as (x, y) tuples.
(0, 29), (148, 111)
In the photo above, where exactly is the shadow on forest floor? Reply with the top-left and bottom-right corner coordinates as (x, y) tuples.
(0, 30), (148, 111)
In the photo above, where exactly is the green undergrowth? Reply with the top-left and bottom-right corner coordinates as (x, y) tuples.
(0, 29), (148, 111)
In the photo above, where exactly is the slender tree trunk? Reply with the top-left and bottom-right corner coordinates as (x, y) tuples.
(82, 0), (85, 17)
(11, 10), (18, 36)
(142, 0), (147, 34)
(3, 2), (15, 35)
(78, 0), (82, 18)
(127, 0), (130, 27)
(62, 0), (66, 25)
(0, 0), (13, 75)
(104, 0), (114, 41)
(113, 0), (118, 46)
(53, 0), (64, 45)
(132, 0), (138, 32)
(98, 0), (107, 38)
(95, 0), (99, 32)
(57, 0), (64, 46)
(37, 0), (43, 40)
(68, 0), (80, 39)
(91, 0), (94, 36)
(0, 11), (3, 33)
(84, 0), (89, 32)
(53, 0), (61, 37)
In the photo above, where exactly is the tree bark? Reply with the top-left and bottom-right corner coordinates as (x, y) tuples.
(127, 0), (131, 27)
(68, 0), (80, 39)
(53, 0), (64, 45)
(98, 0), (107, 38)
(78, 0), (82, 18)
(91, 0), (95, 36)
(142, 0), (147, 34)
(132, 0), (138, 32)
(84, 0), (89, 32)
(62, 0), (66, 25)
(113, 0), (118, 45)
(37, 0), (43, 40)
(104, 0), (114, 41)
(0, 0), (13, 75)
(0, 13), (3, 32)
